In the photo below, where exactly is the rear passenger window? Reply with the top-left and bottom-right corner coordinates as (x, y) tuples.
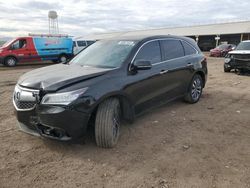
(86, 41), (95, 46)
(182, 41), (197, 55)
(77, 41), (87, 47)
(161, 40), (184, 60)
(135, 41), (161, 64)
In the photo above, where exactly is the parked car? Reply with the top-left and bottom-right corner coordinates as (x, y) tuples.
(198, 41), (214, 51)
(224, 40), (250, 72)
(210, 44), (236, 57)
(13, 35), (207, 148)
(73, 38), (96, 55)
(0, 34), (73, 66)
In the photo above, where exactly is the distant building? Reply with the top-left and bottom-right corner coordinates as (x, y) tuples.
(84, 20), (250, 51)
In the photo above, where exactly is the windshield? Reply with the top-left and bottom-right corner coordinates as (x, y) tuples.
(236, 42), (250, 50)
(2, 39), (15, 48)
(70, 40), (137, 68)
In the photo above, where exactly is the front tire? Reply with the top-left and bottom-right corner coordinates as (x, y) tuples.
(224, 65), (231, 72)
(4, 57), (17, 67)
(184, 74), (203, 104)
(95, 98), (121, 148)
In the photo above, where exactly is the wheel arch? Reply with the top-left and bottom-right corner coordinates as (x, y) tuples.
(194, 70), (206, 88)
(90, 93), (135, 124)
(4, 55), (18, 63)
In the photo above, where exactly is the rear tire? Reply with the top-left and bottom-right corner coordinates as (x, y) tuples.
(4, 57), (17, 67)
(184, 74), (203, 104)
(95, 98), (121, 148)
(58, 54), (68, 63)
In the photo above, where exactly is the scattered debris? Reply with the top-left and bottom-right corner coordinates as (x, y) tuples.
(183, 145), (190, 150)
(158, 179), (169, 188)
(233, 82), (241, 85)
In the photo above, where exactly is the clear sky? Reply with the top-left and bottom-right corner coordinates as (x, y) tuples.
(0, 0), (250, 39)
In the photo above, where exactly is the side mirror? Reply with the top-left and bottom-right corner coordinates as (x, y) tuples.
(133, 60), (152, 71)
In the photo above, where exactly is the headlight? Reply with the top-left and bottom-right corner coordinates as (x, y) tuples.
(41, 88), (88, 105)
(225, 58), (231, 64)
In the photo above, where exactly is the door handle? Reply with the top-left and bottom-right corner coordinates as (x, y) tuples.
(186, 63), (193, 67)
(160, 70), (168, 74)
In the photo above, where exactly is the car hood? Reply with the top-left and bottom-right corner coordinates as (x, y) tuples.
(210, 48), (220, 52)
(228, 50), (250, 55)
(18, 64), (112, 91)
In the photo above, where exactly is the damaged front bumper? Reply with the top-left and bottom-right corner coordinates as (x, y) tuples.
(15, 105), (90, 140)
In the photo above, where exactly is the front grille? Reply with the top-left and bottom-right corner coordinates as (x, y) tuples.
(14, 100), (37, 110)
(13, 85), (39, 111)
(234, 59), (250, 68)
(233, 54), (250, 60)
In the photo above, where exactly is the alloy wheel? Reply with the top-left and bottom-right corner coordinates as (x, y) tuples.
(191, 77), (202, 101)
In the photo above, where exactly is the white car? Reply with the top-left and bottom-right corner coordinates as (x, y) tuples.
(73, 39), (96, 55)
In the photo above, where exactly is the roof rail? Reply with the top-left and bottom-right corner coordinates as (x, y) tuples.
(28, 33), (70, 38)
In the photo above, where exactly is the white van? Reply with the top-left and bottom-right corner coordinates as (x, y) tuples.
(73, 38), (96, 55)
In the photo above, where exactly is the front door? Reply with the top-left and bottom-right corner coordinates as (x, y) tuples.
(10, 39), (32, 62)
(125, 40), (171, 114)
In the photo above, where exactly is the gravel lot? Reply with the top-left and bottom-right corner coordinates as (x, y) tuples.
(0, 57), (249, 188)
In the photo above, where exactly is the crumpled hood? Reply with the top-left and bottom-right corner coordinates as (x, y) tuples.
(18, 64), (111, 91)
(228, 50), (250, 55)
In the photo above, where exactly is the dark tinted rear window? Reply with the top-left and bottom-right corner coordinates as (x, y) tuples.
(135, 41), (161, 64)
(182, 41), (197, 55)
(77, 41), (87, 47)
(86, 41), (95, 46)
(161, 40), (184, 60)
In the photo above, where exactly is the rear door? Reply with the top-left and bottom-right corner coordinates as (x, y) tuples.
(159, 39), (192, 98)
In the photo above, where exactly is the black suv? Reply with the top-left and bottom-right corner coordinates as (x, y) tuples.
(13, 35), (207, 148)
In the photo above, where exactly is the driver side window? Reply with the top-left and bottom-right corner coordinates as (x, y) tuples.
(11, 39), (27, 50)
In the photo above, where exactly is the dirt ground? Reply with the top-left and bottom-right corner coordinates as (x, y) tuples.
(0, 58), (249, 188)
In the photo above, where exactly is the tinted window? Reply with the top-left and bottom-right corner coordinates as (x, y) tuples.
(73, 41), (76, 47)
(86, 41), (95, 46)
(161, 40), (184, 60)
(135, 41), (161, 64)
(182, 41), (197, 55)
(77, 41), (87, 47)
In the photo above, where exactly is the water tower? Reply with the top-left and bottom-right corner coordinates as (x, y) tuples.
(48, 11), (59, 34)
